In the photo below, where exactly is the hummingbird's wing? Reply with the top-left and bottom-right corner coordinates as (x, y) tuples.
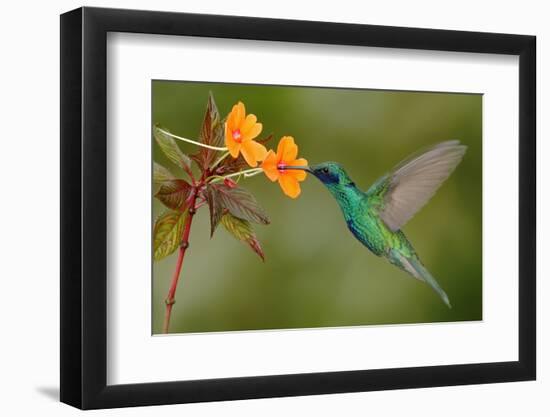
(367, 141), (467, 232)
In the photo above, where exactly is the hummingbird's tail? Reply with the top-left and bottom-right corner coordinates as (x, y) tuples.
(408, 257), (452, 309)
(389, 249), (451, 308)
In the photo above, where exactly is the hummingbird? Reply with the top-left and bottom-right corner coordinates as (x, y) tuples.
(282, 140), (467, 308)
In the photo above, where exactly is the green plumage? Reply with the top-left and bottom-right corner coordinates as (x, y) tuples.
(297, 141), (467, 308)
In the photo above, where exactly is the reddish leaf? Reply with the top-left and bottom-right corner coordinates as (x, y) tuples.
(221, 213), (265, 261)
(218, 154), (249, 175)
(192, 93), (225, 170)
(247, 236), (265, 261)
(200, 93), (224, 147)
(205, 184), (224, 237)
(212, 184), (270, 225)
(154, 179), (193, 211)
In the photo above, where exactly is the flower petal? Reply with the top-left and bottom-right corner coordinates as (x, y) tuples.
(226, 110), (236, 131)
(242, 122), (263, 142)
(240, 143), (260, 167)
(225, 126), (241, 158)
(243, 140), (268, 162)
(261, 150), (279, 181)
(234, 102), (245, 126)
(277, 136), (298, 163)
(278, 174), (301, 198)
(240, 114), (258, 134)
(287, 158), (309, 181)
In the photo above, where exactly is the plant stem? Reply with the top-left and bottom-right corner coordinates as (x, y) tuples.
(157, 127), (228, 151)
(183, 165), (197, 185)
(210, 151), (230, 170)
(162, 190), (199, 334)
(209, 167), (263, 183)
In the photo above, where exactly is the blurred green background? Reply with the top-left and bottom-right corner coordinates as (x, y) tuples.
(152, 80), (482, 335)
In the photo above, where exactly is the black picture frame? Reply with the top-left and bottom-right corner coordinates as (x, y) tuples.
(60, 6), (536, 410)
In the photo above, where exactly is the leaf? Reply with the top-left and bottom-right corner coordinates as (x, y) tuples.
(192, 93), (225, 169)
(153, 210), (188, 261)
(205, 184), (224, 237)
(219, 154), (249, 175)
(200, 92), (224, 147)
(153, 162), (176, 184)
(214, 184), (270, 225)
(155, 179), (193, 211)
(153, 124), (192, 171)
(221, 213), (265, 261)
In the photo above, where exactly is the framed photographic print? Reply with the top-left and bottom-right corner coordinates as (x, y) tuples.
(60, 6), (536, 409)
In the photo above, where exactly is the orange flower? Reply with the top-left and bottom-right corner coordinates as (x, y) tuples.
(261, 136), (308, 199)
(225, 102), (268, 167)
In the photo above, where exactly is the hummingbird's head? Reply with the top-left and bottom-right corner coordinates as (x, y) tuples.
(281, 161), (351, 186)
(309, 162), (349, 185)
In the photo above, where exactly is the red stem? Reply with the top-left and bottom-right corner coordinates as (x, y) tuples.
(185, 165), (197, 185)
(162, 189), (199, 333)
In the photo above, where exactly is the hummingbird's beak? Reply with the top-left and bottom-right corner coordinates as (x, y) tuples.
(279, 165), (311, 172)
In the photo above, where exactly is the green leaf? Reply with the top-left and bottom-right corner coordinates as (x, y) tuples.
(221, 213), (265, 261)
(153, 162), (176, 184)
(155, 179), (193, 211)
(153, 124), (192, 171)
(205, 184), (224, 237)
(153, 210), (188, 261)
(214, 184), (270, 225)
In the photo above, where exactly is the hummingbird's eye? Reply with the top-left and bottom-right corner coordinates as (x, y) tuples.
(322, 167), (329, 174)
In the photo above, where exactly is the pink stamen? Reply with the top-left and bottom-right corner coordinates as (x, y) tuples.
(277, 162), (286, 173)
(232, 129), (242, 142)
